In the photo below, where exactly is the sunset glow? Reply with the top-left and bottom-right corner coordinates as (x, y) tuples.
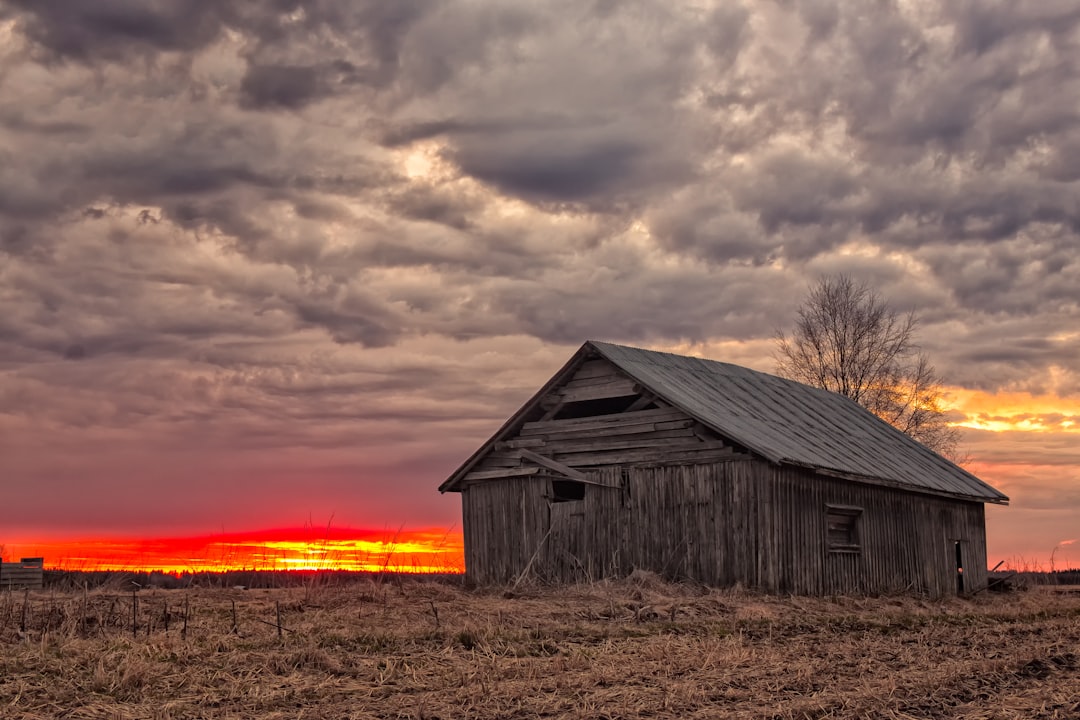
(1, 528), (464, 575)
(948, 388), (1080, 434)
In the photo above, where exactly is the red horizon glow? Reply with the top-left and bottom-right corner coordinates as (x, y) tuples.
(1, 527), (464, 575)
(2, 528), (1073, 576)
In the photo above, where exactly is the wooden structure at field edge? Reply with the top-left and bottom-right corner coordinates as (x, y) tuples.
(0, 558), (44, 591)
(440, 342), (1008, 597)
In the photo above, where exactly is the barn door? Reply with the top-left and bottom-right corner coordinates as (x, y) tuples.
(548, 490), (586, 581)
(953, 540), (965, 594)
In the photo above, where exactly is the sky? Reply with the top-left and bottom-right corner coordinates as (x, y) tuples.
(0, 0), (1078, 572)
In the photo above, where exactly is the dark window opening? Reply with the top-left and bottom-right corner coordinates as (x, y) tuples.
(552, 479), (586, 503)
(826, 506), (862, 553)
(551, 395), (641, 419)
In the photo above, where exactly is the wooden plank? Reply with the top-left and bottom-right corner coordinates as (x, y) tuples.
(520, 407), (686, 435)
(570, 359), (618, 380)
(541, 428), (699, 454)
(532, 472), (617, 488)
(562, 374), (633, 390)
(496, 437), (547, 450)
(519, 448), (588, 481)
(0, 570), (44, 582)
(655, 419), (696, 431)
(485, 449), (524, 460)
(538, 421), (661, 441)
(538, 399), (565, 421)
(535, 418), (694, 443)
(553, 441), (732, 466)
(673, 448), (749, 463)
(554, 380), (638, 403)
(464, 467), (539, 481)
(474, 456), (526, 468)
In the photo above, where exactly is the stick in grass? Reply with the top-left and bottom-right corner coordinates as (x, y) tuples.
(513, 526), (554, 590)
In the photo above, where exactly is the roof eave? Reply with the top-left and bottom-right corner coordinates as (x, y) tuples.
(787, 461), (1010, 505)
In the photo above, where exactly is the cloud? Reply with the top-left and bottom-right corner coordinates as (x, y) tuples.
(239, 63), (324, 109)
(1, 0), (229, 62)
(1, 0), (1079, 548)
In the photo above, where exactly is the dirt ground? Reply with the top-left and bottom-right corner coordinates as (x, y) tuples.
(0, 575), (1077, 719)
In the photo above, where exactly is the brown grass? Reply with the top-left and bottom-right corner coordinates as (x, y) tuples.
(1, 576), (1078, 719)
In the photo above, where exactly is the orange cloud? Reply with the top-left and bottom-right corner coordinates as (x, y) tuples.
(946, 387), (1080, 433)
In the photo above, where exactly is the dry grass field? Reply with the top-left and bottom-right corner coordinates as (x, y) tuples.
(1, 574), (1078, 719)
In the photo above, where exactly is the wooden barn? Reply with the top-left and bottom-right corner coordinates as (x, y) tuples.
(439, 341), (1009, 596)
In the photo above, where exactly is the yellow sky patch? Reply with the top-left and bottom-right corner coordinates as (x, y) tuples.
(947, 387), (1080, 433)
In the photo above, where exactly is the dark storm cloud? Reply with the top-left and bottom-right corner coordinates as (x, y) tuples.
(946, 1), (1080, 57)
(239, 63), (323, 109)
(452, 139), (648, 204)
(731, 150), (860, 237)
(1, 0), (229, 61)
(1, 0), (435, 73)
(2, 0), (1080, 543)
(293, 297), (400, 347)
(649, 200), (770, 265)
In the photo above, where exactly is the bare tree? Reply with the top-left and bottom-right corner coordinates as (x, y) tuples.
(775, 274), (962, 460)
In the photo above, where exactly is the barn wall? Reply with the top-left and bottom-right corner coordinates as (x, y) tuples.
(761, 466), (987, 596)
(461, 460), (989, 596)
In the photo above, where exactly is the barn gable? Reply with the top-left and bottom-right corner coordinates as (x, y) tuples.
(439, 349), (751, 493)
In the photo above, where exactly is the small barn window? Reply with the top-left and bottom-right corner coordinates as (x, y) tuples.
(552, 479), (586, 503)
(825, 506), (862, 553)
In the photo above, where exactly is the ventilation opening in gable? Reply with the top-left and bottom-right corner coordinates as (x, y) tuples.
(551, 395), (648, 420)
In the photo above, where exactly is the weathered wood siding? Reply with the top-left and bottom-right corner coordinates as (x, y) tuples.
(461, 478), (548, 585)
(457, 356), (989, 597)
(0, 558), (45, 591)
(461, 461), (988, 597)
(461, 358), (747, 485)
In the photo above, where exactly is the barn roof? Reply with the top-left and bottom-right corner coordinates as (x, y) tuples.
(440, 341), (1008, 504)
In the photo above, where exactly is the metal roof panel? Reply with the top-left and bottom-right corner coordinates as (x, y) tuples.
(589, 341), (1008, 503)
